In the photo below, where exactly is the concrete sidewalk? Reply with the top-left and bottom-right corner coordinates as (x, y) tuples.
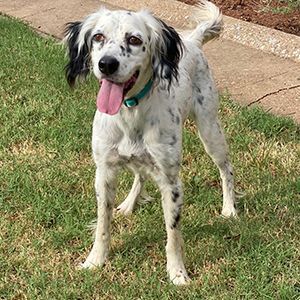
(1, 0), (299, 122)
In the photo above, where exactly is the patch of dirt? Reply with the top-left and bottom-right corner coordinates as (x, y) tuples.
(179, 0), (300, 36)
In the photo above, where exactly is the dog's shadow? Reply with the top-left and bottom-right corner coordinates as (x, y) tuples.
(111, 196), (245, 261)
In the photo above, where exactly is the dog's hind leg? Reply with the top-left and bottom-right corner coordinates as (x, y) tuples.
(192, 92), (237, 217)
(117, 172), (153, 215)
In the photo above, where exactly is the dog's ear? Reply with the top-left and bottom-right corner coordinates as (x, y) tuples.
(151, 19), (183, 88)
(64, 21), (91, 87)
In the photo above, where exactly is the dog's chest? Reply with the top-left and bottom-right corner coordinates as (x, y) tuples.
(115, 133), (156, 172)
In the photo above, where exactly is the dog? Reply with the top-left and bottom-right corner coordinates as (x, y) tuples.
(64, 0), (237, 285)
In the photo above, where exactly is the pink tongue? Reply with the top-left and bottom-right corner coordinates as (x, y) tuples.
(97, 79), (125, 115)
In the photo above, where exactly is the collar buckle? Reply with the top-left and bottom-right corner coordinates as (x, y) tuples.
(124, 98), (139, 107)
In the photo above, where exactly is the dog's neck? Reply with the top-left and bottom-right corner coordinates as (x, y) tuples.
(124, 79), (153, 108)
(125, 67), (153, 99)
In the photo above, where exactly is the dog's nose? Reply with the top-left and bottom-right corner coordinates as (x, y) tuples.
(98, 56), (120, 75)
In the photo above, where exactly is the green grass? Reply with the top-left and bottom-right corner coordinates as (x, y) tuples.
(1, 15), (299, 299)
(260, 0), (300, 14)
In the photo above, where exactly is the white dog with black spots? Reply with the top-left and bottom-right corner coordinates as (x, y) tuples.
(64, 0), (237, 285)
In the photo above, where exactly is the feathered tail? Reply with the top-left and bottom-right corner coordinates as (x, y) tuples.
(187, 1), (223, 46)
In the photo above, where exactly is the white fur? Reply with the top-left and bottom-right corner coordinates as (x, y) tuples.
(69, 1), (237, 285)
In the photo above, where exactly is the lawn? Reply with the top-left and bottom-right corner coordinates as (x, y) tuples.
(0, 16), (299, 299)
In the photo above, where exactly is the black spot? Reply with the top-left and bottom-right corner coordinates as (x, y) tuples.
(127, 12), (132, 15)
(134, 129), (143, 141)
(127, 54), (130, 57)
(142, 46), (146, 52)
(172, 189), (180, 202)
(197, 95), (204, 105)
(159, 130), (164, 137)
(171, 212), (181, 229)
(126, 46), (132, 54)
(230, 171), (233, 176)
(168, 107), (177, 123)
(170, 135), (177, 146)
(150, 118), (159, 126)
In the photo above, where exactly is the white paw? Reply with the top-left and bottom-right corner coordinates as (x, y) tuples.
(221, 206), (237, 218)
(116, 199), (135, 215)
(169, 268), (191, 285)
(78, 250), (105, 270)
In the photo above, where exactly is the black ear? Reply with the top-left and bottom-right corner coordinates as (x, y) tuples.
(152, 20), (183, 89)
(64, 21), (91, 87)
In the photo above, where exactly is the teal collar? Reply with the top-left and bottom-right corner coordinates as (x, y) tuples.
(124, 79), (153, 108)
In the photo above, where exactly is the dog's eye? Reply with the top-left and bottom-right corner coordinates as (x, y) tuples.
(128, 36), (142, 46)
(93, 33), (105, 42)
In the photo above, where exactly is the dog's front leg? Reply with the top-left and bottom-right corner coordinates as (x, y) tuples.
(81, 165), (118, 269)
(155, 175), (190, 285)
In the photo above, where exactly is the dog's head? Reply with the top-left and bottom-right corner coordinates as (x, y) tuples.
(64, 8), (183, 115)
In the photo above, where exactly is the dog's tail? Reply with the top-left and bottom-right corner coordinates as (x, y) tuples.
(186, 1), (223, 46)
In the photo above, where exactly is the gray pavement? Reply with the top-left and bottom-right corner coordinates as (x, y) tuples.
(1, 0), (299, 122)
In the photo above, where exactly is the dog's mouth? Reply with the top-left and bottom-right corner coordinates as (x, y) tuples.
(97, 70), (139, 115)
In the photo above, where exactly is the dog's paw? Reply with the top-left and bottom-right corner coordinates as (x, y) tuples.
(78, 250), (105, 270)
(169, 269), (191, 285)
(221, 207), (237, 218)
(79, 259), (103, 270)
(116, 199), (135, 215)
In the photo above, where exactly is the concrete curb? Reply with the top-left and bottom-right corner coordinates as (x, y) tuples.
(223, 15), (300, 63)
(100, 0), (300, 63)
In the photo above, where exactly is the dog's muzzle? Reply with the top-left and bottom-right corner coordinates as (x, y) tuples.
(98, 56), (120, 75)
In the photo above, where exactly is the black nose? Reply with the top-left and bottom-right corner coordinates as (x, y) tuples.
(98, 56), (119, 75)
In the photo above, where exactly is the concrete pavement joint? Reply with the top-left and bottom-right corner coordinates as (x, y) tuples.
(248, 84), (300, 107)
